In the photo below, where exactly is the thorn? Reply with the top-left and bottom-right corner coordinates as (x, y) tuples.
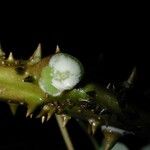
(47, 109), (55, 121)
(8, 103), (18, 115)
(91, 123), (98, 135)
(20, 102), (24, 105)
(26, 110), (31, 118)
(30, 114), (33, 118)
(113, 84), (115, 90)
(101, 126), (124, 150)
(36, 104), (55, 121)
(106, 83), (111, 89)
(106, 83), (115, 90)
(123, 67), (136, 89)
(28, 43), (42, 65)
(36, 107), (47, 118)
(100, 108), (108, 115)
(55, 45), (61, 53)
(0, 44), (5, 59)
(41, 116), (46, 124)
(88, 118), (99, 135)
(60, 114), (71, 127)
(26, 104), (37, 118)
(7, 52), (14, 62)
(127, 67), (136, 85)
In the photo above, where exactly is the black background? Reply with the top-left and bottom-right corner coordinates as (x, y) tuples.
(0, 4), (149, 150)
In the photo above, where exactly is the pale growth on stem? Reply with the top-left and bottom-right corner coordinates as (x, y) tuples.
(50, 53), (83, 91)
(39, 52), (84, 96)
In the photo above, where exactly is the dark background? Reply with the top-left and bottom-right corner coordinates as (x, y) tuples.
(0, 4), (149, 150)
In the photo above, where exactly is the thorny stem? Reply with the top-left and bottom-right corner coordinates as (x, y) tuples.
(56, 115), (75, 150)
(1, 51), (150, 142)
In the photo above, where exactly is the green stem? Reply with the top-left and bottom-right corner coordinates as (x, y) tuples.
(1, 56), (150, 133)
(56, 115), (75, 150)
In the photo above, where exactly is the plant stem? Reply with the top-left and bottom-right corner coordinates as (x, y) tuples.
(56, 115), (75, 150)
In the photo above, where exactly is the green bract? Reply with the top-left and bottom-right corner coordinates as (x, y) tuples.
(39, 53), (84, 96)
